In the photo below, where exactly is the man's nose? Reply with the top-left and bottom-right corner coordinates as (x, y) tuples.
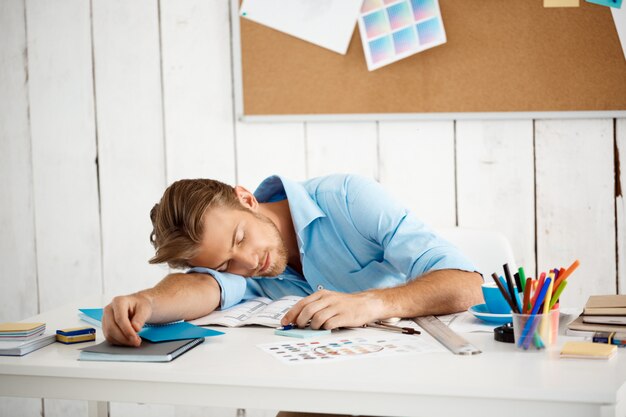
(236, 251), (259, 270)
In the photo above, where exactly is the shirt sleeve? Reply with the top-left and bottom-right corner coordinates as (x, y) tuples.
(186, 267), (247, 309)
(345, 176), (476, 279)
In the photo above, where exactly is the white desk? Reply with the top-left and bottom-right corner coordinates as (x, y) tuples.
(1, 296), (625, 417)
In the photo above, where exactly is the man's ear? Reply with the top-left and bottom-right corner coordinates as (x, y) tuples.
(234, 186), (258, 210)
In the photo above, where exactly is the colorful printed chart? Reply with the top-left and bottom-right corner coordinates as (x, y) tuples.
(358, 0), (447, 70)
(258, 335), (444, 364)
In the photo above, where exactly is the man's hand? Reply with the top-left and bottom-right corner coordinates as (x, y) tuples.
(281, 290), (384, 330)
(102, 293), (153, 346)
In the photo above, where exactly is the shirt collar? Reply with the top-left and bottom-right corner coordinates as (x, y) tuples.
(253, 175), (326, 236)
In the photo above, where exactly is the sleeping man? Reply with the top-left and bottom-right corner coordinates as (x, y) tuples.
(102, 174), (482, 347)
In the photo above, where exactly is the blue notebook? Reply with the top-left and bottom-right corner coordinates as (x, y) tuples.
(78, 308), (224, 342)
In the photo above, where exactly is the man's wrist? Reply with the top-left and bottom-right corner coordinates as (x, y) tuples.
(134, 290), (155, 309)
(362, 289), (390, 321)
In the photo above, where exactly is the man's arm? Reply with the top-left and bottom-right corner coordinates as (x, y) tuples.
(102, 273), (221, 346)
(281, 269), (483, 329)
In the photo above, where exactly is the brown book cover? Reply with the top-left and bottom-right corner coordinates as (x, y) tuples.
(567, 315), (626, 333)
(583, 295), (626, 316)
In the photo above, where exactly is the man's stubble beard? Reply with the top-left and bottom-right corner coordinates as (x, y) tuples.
(254, 211), (289, 277)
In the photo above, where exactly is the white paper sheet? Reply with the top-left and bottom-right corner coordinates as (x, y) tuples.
(259, 333), (444, 364)
(240, 0), (363, 55)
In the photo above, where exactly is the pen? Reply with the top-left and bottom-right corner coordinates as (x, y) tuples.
(365, 321), (421, 335)
(522, 277), (532, 314)
(514, 272), (522, 294)
(276, 324), (297, 331)
(553, 259), (580, 293)
(530, 272), (546, 310)
(491, 272), (517, 313)
(503, 264), (521, 313)
(549, 280), (567, 310)
(518, 267), (527, 292)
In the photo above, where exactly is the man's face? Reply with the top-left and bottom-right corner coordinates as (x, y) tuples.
(189, 205), (289, 278)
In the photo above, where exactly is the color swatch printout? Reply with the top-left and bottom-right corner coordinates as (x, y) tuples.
(258, 335), (444, 364)
(358, 0), (447, 70)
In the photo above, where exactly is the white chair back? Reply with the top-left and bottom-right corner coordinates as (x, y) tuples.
(437, 228), (516, 280)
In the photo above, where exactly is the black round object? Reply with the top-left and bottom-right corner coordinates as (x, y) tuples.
(494, 322), (515, 343)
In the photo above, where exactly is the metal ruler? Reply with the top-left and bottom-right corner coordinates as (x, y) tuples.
(413, 315), (482, 355)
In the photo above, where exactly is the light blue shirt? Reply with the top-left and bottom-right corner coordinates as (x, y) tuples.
(189, 174), (476, 309)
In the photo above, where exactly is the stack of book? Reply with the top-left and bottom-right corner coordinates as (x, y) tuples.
(0, 322), (56, 356)
(567, 295), (626, 336)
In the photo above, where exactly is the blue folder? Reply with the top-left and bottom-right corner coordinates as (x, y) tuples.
(78, 308), (224, 342)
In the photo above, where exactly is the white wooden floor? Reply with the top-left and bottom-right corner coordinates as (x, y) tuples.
(0, 0), (624, 416)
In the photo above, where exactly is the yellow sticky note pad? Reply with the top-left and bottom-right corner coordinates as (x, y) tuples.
(544, 0), (580, 6)
(560, 341), (617, 359)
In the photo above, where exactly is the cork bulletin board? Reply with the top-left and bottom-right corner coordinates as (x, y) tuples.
(233, 0), (626, 119)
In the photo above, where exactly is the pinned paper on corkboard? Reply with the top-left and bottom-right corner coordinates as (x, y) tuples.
(544, 0), (580, 7)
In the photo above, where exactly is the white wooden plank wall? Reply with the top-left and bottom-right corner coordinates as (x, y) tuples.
(456, 120), (536, 274)
(0, 2), (42, 416)
(92, 0), (167, 296)
(535, 119), (616, 307)
(236, 121), (307, 187)
(0, 0), (38, 329)
(305, 122), (378, 180)
(0, 0), (625, 416)
(26, 0), (102, 313)
(378, 121), (456, 228)
(160, 0), (236, 185)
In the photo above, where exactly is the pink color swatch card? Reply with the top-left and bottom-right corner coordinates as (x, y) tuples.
(358, 0), (447, 70)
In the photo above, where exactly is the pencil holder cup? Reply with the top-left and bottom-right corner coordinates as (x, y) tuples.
(512, 309), (559, 350)
(481, 283), (511, 314)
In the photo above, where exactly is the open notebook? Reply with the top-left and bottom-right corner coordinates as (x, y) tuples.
(189, 296), (302, 328)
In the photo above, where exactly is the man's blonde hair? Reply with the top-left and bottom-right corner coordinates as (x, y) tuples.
(149, 179), (243, 269)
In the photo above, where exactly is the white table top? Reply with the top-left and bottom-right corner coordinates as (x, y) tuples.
(1, 296), (625, 417)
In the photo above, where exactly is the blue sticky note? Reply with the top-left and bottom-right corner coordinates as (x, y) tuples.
(586, 0), (622, 8)
(139, 322), (224, 342)
(274, 328), (331, 339)
(79, 308), (224, 342)
(79, 308), (103, 322)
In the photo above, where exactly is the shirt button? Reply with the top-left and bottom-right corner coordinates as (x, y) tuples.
(317, 285), (324, 290)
